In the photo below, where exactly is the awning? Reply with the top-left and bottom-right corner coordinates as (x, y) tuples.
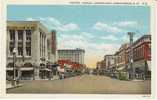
(45, 68), (51, 71)
(133, 60), (145, 69)
(6, 67), (13, 71)
(6, 67), (34, 71)
(57, 67), (65, 73)
(20, 67), (34, 71)
(116, 66), (125, 71)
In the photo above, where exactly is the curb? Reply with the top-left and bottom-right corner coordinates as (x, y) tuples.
(6, 84), (23, 90)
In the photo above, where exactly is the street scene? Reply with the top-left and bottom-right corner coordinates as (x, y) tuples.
(6, 5), (151, 94)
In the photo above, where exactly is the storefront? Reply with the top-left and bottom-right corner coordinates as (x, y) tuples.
(6, 67), (34, 80)
(20, 67), (34, 80)
(133, 60), (151, 79)
(40, 68), (51, 79)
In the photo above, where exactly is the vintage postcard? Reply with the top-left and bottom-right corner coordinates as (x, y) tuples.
(0, 0), (156, 99)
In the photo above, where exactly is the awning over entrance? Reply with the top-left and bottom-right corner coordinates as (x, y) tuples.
(6, 67), (34, 71)
(6, 67), (13, 71)
(133, 60), (145, 69)
(20, 67), (34, 71)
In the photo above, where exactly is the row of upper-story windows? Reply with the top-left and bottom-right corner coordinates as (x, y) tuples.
(9, 46), (31, 56)
(9, 29), (32, 41)
(126, 43), (151, 61)
(134, 37), (151, 48)
(8, 29), (31, 56)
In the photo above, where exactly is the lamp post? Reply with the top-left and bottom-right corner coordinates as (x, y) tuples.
(128, 32), (135, 80)
(12, 48), (17, 86)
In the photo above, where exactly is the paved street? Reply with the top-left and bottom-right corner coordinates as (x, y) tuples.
(7, 75), (151, 94)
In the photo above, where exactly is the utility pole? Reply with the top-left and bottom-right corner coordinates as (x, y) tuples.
(128, 32), (135, 80)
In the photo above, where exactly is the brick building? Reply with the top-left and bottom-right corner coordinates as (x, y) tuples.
(126, 35), (151, 79)
(114, 43), (129, 71)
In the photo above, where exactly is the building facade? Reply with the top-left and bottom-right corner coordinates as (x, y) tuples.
(58, 48), (85, 65)
(96, 60), (106, 69)
(96, 60), (106, 75)
(126, 35), (151, 79)
(104, 55), (115, 71)
(114, 43), (129, 71)
(47, 30), (57, 64)
(6, 21), (55, 80)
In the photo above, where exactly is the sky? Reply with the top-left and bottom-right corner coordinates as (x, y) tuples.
(7, 5), (150, 68)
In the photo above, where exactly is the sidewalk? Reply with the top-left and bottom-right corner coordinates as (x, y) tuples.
(6, 83), (23, 90)
(131, 79), (145, 82)
(36, 75), (59, 81)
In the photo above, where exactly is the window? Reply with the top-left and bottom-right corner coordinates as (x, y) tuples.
(18, 47), (23, 56)
(26, 30), (31, 41)
(26, 42), (31, 47)
(9, 46), (14, 55)
(25, 27), (31, 56)
(26, 47), (31, 56)
(9, 30), (15, 41)
(140, 46), (142, 58)
(148, 43), (151, 56)
(18, 30), (23, 40)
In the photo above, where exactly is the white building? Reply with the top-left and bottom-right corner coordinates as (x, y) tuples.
(6, 21), (56, 80)
(58, 48), (85, 64)
(104, 55), (115, 70)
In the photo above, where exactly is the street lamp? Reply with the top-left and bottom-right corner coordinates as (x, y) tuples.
(12, 48), (17, 86)
(128, 32), (135, 80)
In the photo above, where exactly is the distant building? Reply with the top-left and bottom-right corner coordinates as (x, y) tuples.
(114, 43), (129, 71)
(6, 21), (56, 80)
(104, 55), (115, 71)
(58, 48), (85, 65)
(96, 62), (101, 69)
(47, 30), (57, 64)
(96, 60), (106, 69)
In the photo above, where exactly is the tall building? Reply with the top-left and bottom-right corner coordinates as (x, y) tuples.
(47, 30), (57, 64)
(6, 21), (55, 80)
(58, 48), (85, 64)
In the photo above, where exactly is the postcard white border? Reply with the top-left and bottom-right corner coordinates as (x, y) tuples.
(0, 0), (156, 99)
